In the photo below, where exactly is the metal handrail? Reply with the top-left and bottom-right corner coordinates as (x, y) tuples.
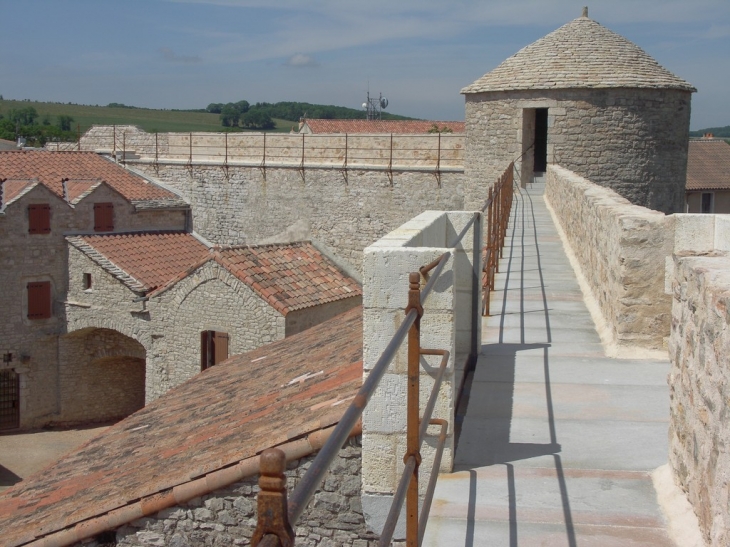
(481, 162), (516, 316)
(252, 251), (455, 547)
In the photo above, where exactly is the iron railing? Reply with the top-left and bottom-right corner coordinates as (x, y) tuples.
(481, 162), (516, 316)
(250, 246), (463, 547)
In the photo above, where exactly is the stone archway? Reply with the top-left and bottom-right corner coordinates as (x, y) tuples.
(59, 328), (146, 423)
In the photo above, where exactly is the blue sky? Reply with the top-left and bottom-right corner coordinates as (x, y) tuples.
(2, 0), (728, 130)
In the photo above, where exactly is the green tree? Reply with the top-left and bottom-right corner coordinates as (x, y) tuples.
(206, 103), (224, 114)
(8, 106), (38, 126)
(241, 110), (274, 130)
(219, 104), (240, 127)
(57, 115), (74, 131)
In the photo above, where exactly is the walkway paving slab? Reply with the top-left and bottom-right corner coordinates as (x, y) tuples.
(424, 182), (674, 546)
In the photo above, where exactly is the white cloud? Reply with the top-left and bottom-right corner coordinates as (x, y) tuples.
(284, 54), (319, 68)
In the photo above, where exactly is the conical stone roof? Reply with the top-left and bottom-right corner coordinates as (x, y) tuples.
(462, 13), (695, 94)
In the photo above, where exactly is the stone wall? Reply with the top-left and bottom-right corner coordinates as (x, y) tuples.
(361, 210), (482, 537)
(131, 163), (466, 272)
(465, 88), (692, 213)
(669, 253), (730, 546)
(58, 328), (146, 423)
(545, 165), (673, 351)
(80, 436), (378, 547)
(285, 297), (362, 337)
(74, 126), (464, 171)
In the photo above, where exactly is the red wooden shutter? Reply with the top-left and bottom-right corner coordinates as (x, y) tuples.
(213, 332), (229, 365)
(27, 281), (51, 319)
(94, 203), (114, 232)
(201, 331), (229, 370)
(28, 204), (51, 234)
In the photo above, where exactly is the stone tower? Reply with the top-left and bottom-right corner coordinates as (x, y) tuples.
(462, 8), (696, 214)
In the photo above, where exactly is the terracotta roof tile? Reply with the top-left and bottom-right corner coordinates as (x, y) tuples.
(302, 119), (464, 134)
(0, 179), (37, 207)
(68, 232), (210, 293)
(462, 15), (695, 94)
(0, 307), (363, 547)
(686, 140), (730, 191)
(0, 150), (181, 204)
(216, 242), (362, 314)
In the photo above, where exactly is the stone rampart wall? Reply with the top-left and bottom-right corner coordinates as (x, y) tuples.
(77, 437), (377, 547)
(73, 125), (464, 171)
(669, 253), (730, 546)
(545, 165), (673, 351)
(131, 163), (466, 272)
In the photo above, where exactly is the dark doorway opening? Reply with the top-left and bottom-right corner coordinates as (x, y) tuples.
(0, 369), (20, 431)
(534, 108), (548, 173)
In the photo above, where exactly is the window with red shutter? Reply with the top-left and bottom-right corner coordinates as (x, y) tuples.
(27, 281), (52, 319)
(28, 204), (51, 234)
(94, 203), (114, 232)
(201, 331), (230, 371)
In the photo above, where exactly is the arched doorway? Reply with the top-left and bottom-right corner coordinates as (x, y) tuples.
(60, 328), (146, 423)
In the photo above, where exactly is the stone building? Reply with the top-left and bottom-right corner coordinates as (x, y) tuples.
(0, 151), (361, 430)
(462, 7), (696, 214)
(0, 150), (188, 429)
(297, 119), (465, 134)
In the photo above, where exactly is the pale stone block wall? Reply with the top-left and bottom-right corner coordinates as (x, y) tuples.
(361, 210), (481, 536)
(131, 163), (466, 272)
(75, 126), (464, 171)
(465, 88), (691, 213)
(545, 165), (673, 351)
(669, 253), (730, 546)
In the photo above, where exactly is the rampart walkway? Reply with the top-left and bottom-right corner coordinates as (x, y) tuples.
(424, 181), (674, 545)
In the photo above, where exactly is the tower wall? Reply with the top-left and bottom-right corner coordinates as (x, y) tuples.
(465, 88), (692, 214)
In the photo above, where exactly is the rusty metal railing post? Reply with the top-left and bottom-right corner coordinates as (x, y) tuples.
(405, 272), (423, 547)
(252, 448), (294, 547)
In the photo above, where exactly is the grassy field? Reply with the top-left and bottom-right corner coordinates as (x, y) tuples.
(0, 99), (295, 134)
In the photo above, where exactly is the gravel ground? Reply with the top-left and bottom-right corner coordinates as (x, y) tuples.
(0, 424), (111, 493)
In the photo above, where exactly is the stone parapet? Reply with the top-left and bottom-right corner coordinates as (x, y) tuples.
(545, 164), (673, 352)
(361, 210), (481, 537)
(669, 253), (730, 546)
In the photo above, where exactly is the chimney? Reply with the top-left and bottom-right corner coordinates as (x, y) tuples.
(582, 6), (588, 17)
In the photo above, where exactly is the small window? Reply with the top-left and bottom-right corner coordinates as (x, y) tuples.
(83, 273), (92, 290)
(201, 331), (229, 371)
(28, 204), (51, 234)
(701, 193), (714, 214)
(27, 281), (52, 319)
(94, 203), (114, 232)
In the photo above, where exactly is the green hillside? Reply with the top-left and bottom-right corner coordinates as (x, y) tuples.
(689, 125), (730, 138)
(0, 99), (298, 135)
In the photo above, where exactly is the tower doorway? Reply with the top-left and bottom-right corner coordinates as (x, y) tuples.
(534, 108), (548, 173)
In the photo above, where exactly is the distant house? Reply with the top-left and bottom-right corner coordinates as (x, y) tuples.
(686, 139), (730, 213)
(297, 118), (465, 134)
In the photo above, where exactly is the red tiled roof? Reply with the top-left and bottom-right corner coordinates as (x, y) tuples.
(0, 307), (363, 547)
(0, 150), (179, 203)
(65, 179), (101, 203)
(68, 232), (210, 293)
(1, 179), (36, 206)
(216, 242), (362, 314)
(686, 140), (730, 191)
(302, 119), (465, 134)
